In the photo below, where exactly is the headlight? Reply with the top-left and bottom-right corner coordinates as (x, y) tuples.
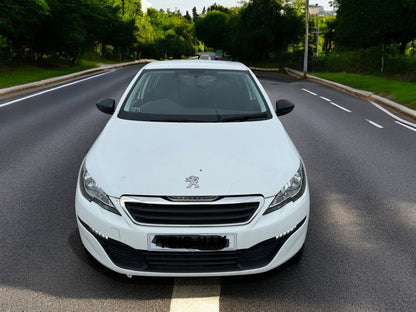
(79, 162), (121, 215)
(264, 163), (306, 215)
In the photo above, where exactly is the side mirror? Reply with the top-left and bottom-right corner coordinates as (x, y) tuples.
(96, 98), (115, 115)
(275, 99), (295, 116)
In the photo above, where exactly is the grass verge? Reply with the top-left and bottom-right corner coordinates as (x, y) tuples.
(0, 60), (98, 89)
(313, 72), (416, 111)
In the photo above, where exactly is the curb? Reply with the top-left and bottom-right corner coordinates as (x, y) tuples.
(0, 60), (150, 98)
(284, 67), (416, 119)
(249, 67), (280, 72)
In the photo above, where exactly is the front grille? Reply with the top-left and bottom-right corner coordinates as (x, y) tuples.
(123, 201), (260, 225)
(79, 217), (306, 273)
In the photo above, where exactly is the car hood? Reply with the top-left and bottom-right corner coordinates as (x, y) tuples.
(85, 118), (300, 198)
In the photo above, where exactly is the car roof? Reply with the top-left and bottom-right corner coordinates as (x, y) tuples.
(143, 60), (248, 71)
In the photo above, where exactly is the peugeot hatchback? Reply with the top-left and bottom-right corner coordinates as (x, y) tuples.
(75, 60), (310, 277)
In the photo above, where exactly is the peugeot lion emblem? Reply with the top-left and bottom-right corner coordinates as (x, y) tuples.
(185, 176), (199, 188)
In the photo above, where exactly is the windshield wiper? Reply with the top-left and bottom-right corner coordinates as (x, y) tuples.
(220, 112), (269, 122)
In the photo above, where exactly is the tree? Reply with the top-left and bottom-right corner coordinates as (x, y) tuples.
(136, 8), (197, 59)
(0, 0), (49, 61)
(328, 0), (339, 10)
(335, 0), (416, 52)
(321, 16), (336, 53)
(192, 7), (199, 21)
(237, 0), (303, 61)
(195, 10), (229, 50)
(184, 10), (192, 21)
(207, 3), (230, 13)
(0, 0), (139, 64)
(113, 0), (142, 20)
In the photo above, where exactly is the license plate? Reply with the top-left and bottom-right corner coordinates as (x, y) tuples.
(148, 233), (236, 252)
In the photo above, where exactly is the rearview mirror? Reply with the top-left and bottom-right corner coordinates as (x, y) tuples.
(96, 98), (115, 115)
(275, 99), (295, 116)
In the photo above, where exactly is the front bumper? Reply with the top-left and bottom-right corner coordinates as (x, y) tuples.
(75, 184), (310, 277)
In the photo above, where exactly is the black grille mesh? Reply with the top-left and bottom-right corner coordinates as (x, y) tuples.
(124, 201), (259, 225)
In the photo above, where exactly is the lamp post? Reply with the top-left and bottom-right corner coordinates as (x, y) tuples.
(303, 0), (309, 77)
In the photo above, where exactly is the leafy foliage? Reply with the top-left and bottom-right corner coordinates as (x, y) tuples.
(195, 11), (229, 50)
(136, 8), (197, 59)
(2, 0), (414, 70)
(0, 0), (139, 64)
(234, 0), (303, 61)
(0, 0), (50, 61)
(335, 0), (416, 51)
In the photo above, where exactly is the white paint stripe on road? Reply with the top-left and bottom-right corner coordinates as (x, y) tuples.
(170, 278), (221, 312)
(319, 96), (332, 102)
(301, 88), (317, 96)
(370, 101), (416, 128)
(395, 121), (416, 133)
(329, 102), (352, 113)
(365, 119), (384, 129)
(0, 72), (110, 109)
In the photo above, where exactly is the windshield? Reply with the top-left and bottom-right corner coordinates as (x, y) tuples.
(118, 69), (272, 122)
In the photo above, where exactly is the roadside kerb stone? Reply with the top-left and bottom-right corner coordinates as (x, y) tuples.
(0, 59), (151, 98)
(285, 67), (416, 119)
(249, 67), (280, 72)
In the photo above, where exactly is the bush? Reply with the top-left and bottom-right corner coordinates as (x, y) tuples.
(0, 35), (13, 66)
(313, 46), (416, 82)
(275, 49), (305, 71)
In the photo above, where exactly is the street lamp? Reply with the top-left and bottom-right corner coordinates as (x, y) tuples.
(303, 0), (309, 77)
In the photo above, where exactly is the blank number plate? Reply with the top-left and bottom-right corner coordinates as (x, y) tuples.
(148, 233), (236, 252)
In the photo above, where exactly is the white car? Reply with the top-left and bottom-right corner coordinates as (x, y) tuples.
(75, 60), (310, 277)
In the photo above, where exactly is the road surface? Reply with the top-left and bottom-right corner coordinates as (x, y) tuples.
(1, 65), (415, 311)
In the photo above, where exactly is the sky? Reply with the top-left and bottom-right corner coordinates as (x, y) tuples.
(143, 0), (332, 14)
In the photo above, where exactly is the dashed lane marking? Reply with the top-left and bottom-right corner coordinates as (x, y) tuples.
(329, 102), (352, 113)
(365, 119), (384, 129)
(170, 278), (221, 312)
(319, 96), (332, 102)
(302, 88), (351, 112)
(301, 88), (317, 96)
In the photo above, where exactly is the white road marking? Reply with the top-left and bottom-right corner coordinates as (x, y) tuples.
(301, 88), (317, 96)
(395, 121), (416, 133)
(170, 278), (221, 312)
(370, 101), (416, 128)
(301, 88), (352, 113)
(329, 102), (352, 113)
(365, 119), (384, 129)
(319, 96), (332, 102)
(0, 72), (110, 108)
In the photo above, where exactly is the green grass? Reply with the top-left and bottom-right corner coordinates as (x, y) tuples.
(313, 72), (416, 110)
(0, 60), (98, 89)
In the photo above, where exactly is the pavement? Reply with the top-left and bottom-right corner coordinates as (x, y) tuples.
(1, 60), (415, 120)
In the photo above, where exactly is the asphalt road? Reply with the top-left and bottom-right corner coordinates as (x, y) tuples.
(1, 65), (415, 311)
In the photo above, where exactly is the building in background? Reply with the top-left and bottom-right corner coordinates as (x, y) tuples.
(309, 3), (336, 16)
